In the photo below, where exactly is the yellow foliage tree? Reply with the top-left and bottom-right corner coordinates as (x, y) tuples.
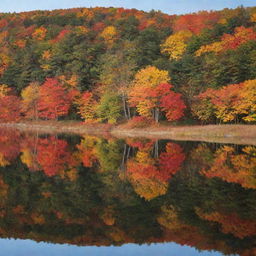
(75, 26), (89, 34)
(0, 84), (11, 96)
(32, 27), (47, 40)
(131, 66), (170, 89)
(238, 80), (256, 122)
(130, 177), (168, 201)
(21, 82), (40, 120)
(195, 41), (223, 56)
(161, 30), (192, 60)
(20, 148), (40, 171)
(157, 205), (185, 230)
(196, 26), (256, 56)
(100, 26), (118, 45)
(0, 49), (11, 75)
(200, 145), (256, 189)
(76, 8), (94, 20)
(129, 66), (170, 117)
(0, 31), (8, 44)
(58, 74), (78, 88)
(251, 13), (256, 22)
(75, 91), (98, 122)
(42, 50), (52, 60)
(0, 153), (9, 167)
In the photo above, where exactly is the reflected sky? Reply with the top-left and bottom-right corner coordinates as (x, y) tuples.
(0, 239), (223, 256)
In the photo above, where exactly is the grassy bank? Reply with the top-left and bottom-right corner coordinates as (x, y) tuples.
(111, 124), (256, 145)
(0, 121), (256, 145)
(0, 121), (112, 136)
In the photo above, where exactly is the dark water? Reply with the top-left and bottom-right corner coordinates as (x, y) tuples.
(0, 129), (255, 256)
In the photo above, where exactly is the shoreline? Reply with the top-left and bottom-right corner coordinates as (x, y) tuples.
(0, 121), (256, 145)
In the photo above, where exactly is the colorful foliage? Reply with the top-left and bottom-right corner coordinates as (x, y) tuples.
(161, 30), (192, 60)
(129, 82), (186, 122)
(197, 209), (256, 239)
(38, 78), (71, 120)
(100, 26), (118, 45)
(196, 26), (256, 56)
(0, 7), (254, 125)
(21, 82), (40, 120)
(200, 145), (256, 189)
(173, 11), (221, 34)
(37, 137), (72, 177)
(32, 27), (47, 40)
(76, 91), (97, 122)
(127, 142), (185, 200)
(193, 80), (256, 123)
(0, 95), (21, 122)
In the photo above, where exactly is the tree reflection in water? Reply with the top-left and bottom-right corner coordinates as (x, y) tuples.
(0, 128), (255, 255)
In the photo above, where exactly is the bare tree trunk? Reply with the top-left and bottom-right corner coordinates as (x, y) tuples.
(127, 102), (131, 119)
(121, 144), (127, 171)
(122, 94), (128, 120)
(155, 108), (159, 123)
(35, 104), (38, 121)
(126, 145), (131, 160)
(154, 140), (159, 158)
(153, 108), (159, 123)
(124, 94), (131, 119)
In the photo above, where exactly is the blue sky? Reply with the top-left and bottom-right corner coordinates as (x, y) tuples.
(0, 239), (223, 256)
(0, 0), (255, 14)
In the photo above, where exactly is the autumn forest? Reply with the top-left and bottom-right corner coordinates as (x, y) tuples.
(0, 6), (256, 125)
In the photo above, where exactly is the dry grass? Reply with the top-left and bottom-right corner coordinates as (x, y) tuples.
(0, 120), (112, 136)
(0, 121), (255, 145)
(111, 124), (256, 145)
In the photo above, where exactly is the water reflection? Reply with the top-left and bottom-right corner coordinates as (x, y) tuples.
(0, 128), (255, 255)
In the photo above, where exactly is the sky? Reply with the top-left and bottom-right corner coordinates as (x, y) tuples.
(0, 0), (255, 15)
(0, 239), (223, 256)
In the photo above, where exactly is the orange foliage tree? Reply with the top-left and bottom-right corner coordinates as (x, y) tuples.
(32, 26), (47, 40)
(129, 66), (182, 122)
(38, 78), (72, 120)
(129, 82), (186, 122)
(173, 11), (220, 34)
(127, 141), (185, 200)
(196, 209), (256, 239)
(75, 91), (98, 122)
(196, 26), (256, 56)
(0, 86), (21, 122)
(0, 130), (21, 167)
(193, 80), (256, 123)
(200, 145), (256, 190)
(100, 26), (118, 45)
(37, 136), (72, 177)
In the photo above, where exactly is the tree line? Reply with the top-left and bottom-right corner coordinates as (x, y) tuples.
(0, 6), (255, 124)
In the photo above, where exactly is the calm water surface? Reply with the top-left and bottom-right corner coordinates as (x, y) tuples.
(0, 128), (255, 255)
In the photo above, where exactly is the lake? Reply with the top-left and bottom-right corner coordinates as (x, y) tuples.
(0, 128), (255, 256)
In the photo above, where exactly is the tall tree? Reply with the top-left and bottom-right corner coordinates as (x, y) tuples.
(99, 44), (136, 119)
(21, 82), (40, 120)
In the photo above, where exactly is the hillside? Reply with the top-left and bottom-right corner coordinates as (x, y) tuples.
(0, 6), (255, 125)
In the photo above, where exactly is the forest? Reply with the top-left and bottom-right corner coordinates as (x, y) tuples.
(0, 6), (256, 125)
(0, 130), (255, 255)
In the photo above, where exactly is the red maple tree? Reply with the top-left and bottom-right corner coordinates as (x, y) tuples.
(38, 78), (71, 120)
